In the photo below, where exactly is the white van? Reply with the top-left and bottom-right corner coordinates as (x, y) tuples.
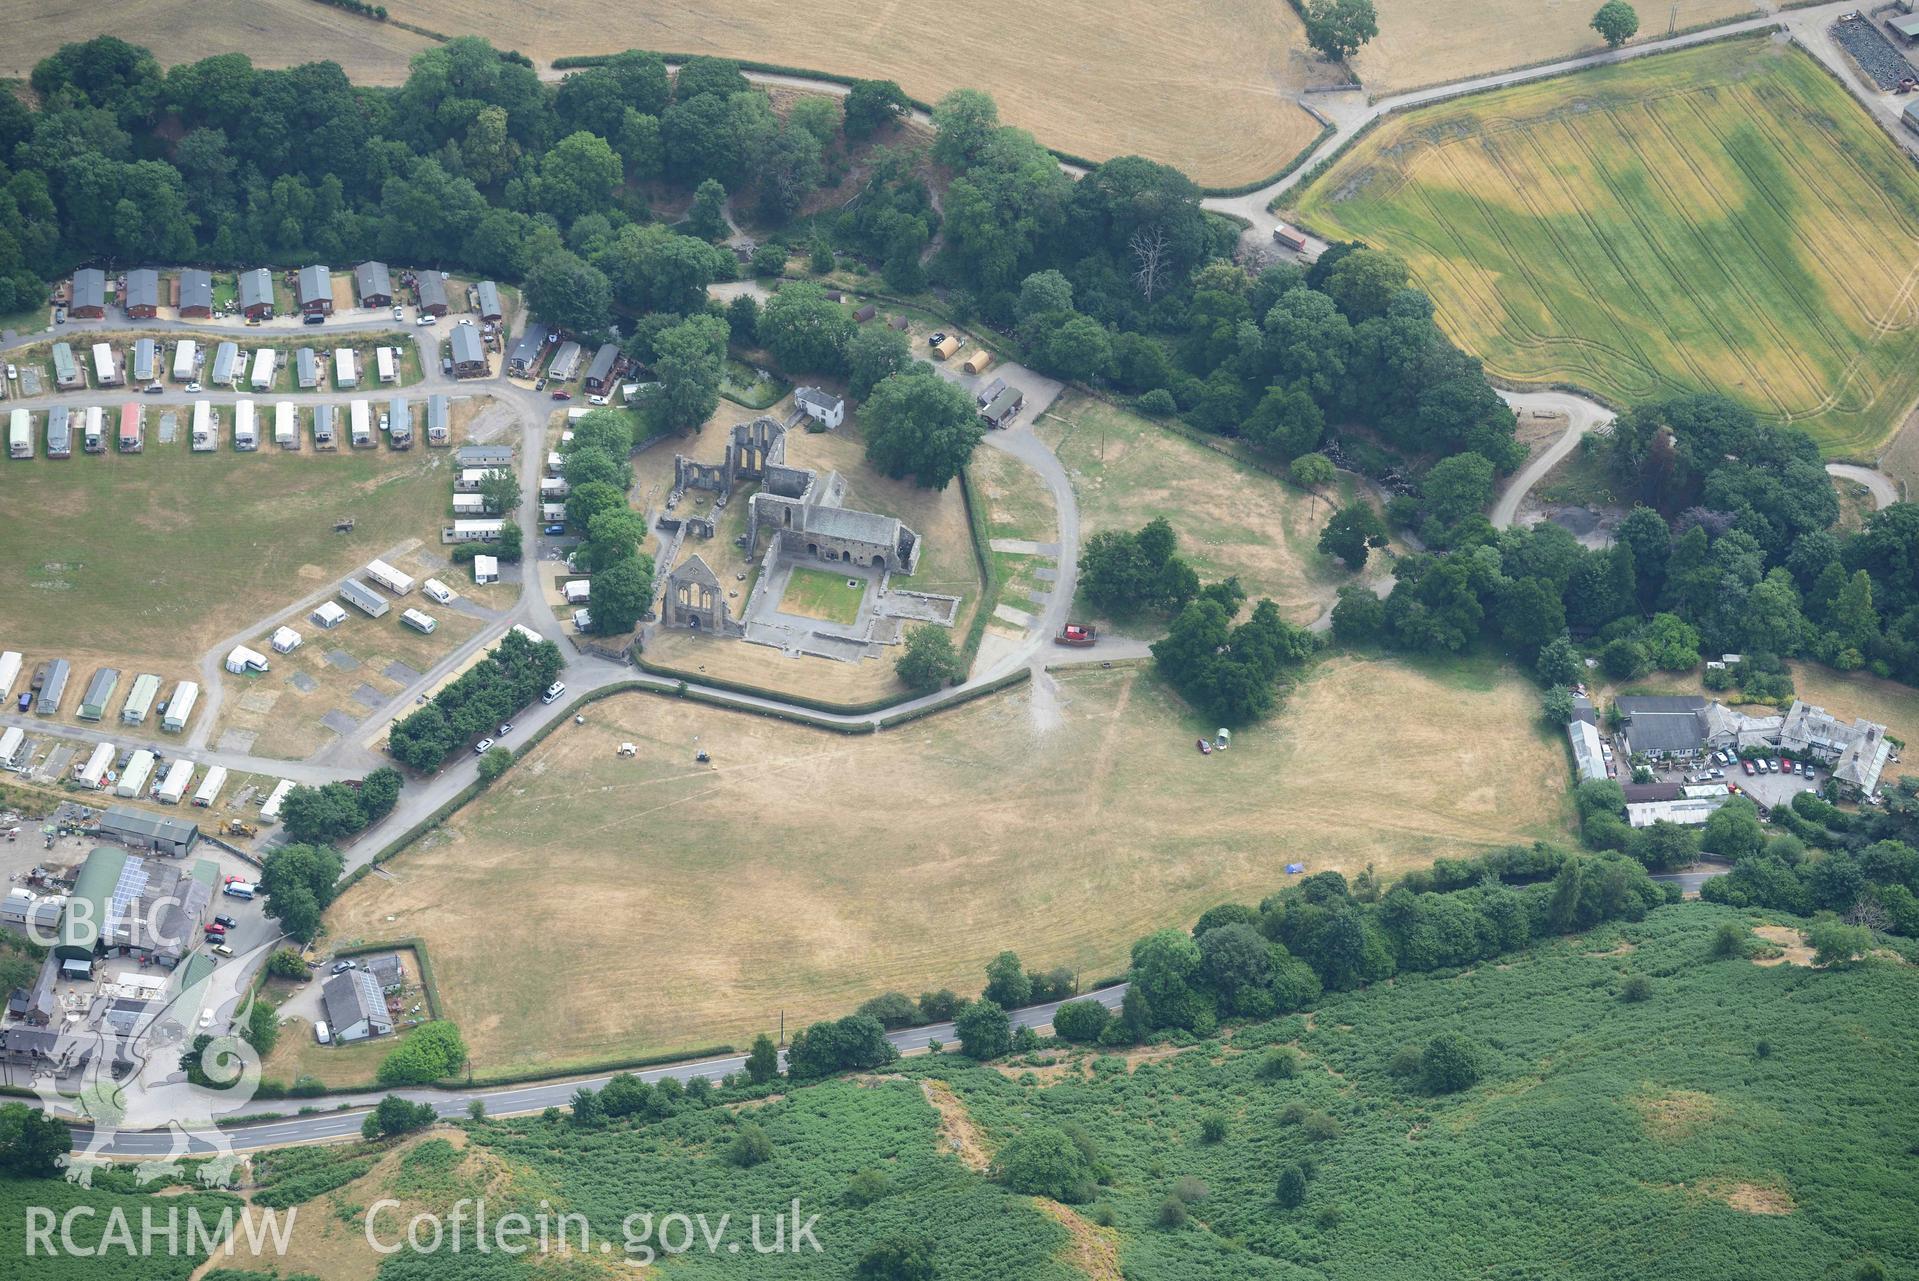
(313, 1020), (331, 1045)
(541, 681), (566, 704)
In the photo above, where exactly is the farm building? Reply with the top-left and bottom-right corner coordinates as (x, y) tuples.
(36, 661), (70, 714)
(132, 338), (157, 383)
(563, 580), (591, 604)
(458, 444), (514, 468)
(124, 269), (160, 318)
(270, 626), (302, 654)
(1780, 700), (1893, 796)
(427, 395), (450, 444)
(92, 343), (121, 386)
(275, 401), (298, 449)
(417, 271), (449, 316)
(474, 555), (500, 584)
(156, 759), (194, 805)
(7, 409), (28, 460)
(78, 668), (120, 721)
(311, 600), (348, 629)
(192, 765), (226, 807)
(444, 519), (505, 544)
(795, 386), (844, 429)
(366, 559), (415, 595)
(584, 342), (621, 391)
(401, 608), (437, 634)
(238, 268), (274, 319)
(980, 386), (1025, 428)
(178, 269), (213, 317)
(340, 579), (390, 617)
(376, 345), (398, 383)
(191, 401), (215, 451)
(250, 348), (276, 390)
(336, 348), (358, 388)
(450, 323), (487, 377)
(507, 326), (550, 379)
(82, 407), (104, 453)
(70, 269), (106, 318)
(76, 743), (114, 789)
(224, 646), (269, 675)
(0, 727), (23, 770)
(121, 673), (161, 725)
(350, 399), (373, 448)
(453, 493), (488, 515)
(234, 399), (259, 450)
(477, 280), (503, 321)
(548, 341), (583, 382)
(313, 404), (338, 449)
(116, 750), (155, 798)
(297, 265), (333, 314)
(322, 968), (394, 1043)
(58, 846), (214, 967)
(118, 403), (143, 452)
(1614, 695), (1709, 762)
(389, 397), (412, 448)
(172, 339), (198, 382)
(46, 407), (71, 459)
(354, 261), (393, 307)
(296, 347), (319, 389)
(211, 341), (240, 386)
(162, 681), (198, 732)
(260, 779), (295, 823)
(52, 343), (82, 390)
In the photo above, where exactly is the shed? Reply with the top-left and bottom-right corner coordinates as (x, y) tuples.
(156, 759), (194, 805)
(427, 395), (450, 444)
(78, 668), (121, 721)
(77, 742), (115, 789)
(311, 600), (348, 629)
(116, 750), (156, 798)
(124, 269), (160, 318)
(476, 280), (503, 321)
(933, 334), (962, 359)
(238, 268), (274, 318)
(297, 264), (333, 314)
(162, 681), (198, 733)
(46, 406), (71, 459)
(70, 268), (106, 318)
(121, 673), (161, 725)
(854, 304), (877, 323)
(296, 346), (319, 389)
(178, 268), (213, 317)
(416, 271), (449, 316)
(961, 349), (994, 376)
(192, 765), (226, 807)
(887, 314), (909, 331)
(1892, 11), (1919, 40)
(224, 646), (269, 675)
(474, 555), (500, 584)
(450, 323), (487, 377)
(340, 579), (390, 617)
(354, 261), (393, 307)
(275, 401), (298, 449)
(133, 338), (157, 384)
(250, 347), (276, 390)
(172, 339), (198, 382)
(270, 626), (302, 654)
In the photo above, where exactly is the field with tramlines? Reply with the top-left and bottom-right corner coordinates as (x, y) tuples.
(1295, 38), (1919, 457)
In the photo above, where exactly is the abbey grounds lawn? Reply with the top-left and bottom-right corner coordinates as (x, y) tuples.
(1296, 38), (1919, 458)
(310, 653), (1572, 1078)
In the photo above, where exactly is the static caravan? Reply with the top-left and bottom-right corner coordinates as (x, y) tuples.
(82, 406), (104, 453)
(375, 345), (397, 384)
(192, 765), (227, 807)
(275, 401), (298, 450)
(453, 493), (488, 515)
(444, 519), (504, 544)
(387, 396), (411, 448)
(548, 340), (582, 382)
(162, 680), (198, 732)
(540, 476), (569, 500)
(9, 409), (31, 459)
(172, 339), (197, 382)
(0, 726), (23, 770)
(234, 399), (259, 451)
(91, 342), (120, 386)
(52, 342), (82, 390)
(313, 403), (338, 450)
(77, 742), (114, 789)
(456, 467), (504, 493)
(339, 579), (390, 618)
(426, 394), (449, 445)
(37, 659), (70, 714)
(477, 280), (503, 321)
(250, 347), (276, 390)
(350, 399), (373, 448)
(223, 645), (269, 675)
(310, 601), (348, 629)
(296, 346), (319, 390)
(366, 559), (415, 595)
(191, 400), (215, 452)
(118, 403), (143, 453)
(260, 779), (296, 823)
(545, 450), (563, 475)
(121, 673), (161, 725)
(474, 555), (499, 585)
(401, 608), (437, 635)
(156, 758), (194, 805)
(541, 502), (567, 523)
(45, 406), (71, 459)
(211, 340), (240, 387)
(133, 337), (158, 384)
(115, 749), (156, 799)
(78, 668), (120, 721)
(335, 347), (358, 388)
(0, 652), (18, 701)
(563, 580), (590, 605)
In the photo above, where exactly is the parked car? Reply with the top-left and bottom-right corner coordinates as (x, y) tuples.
(551, 390), (571, 401)
(331, 960), (356, 974)
(534, 377), (547, 391)
(416, 314), (435, 326)
(474, 737), (494, 754)
(1774, 758), (1786, 773)
(1742, 759), (1755, 776)
(498, 723), (513, 736)
(303, 313), (324, 325)
(314, 1020), (331, 1045)
(211, 943), (234, 957)
(214, 915), (237, 929)
(204, 922), (226, 936)
(588, 394), (608, 406)
(928, 332), (947, 347)
(543, 522), (566, 535)
(4, 364), (14, 379)
(392, 306), (405, 321)
(185, 381), (202, 393)
(14, 693), (27, 712)
(144, 383), (164, 394)
(542, 681), (567, 704)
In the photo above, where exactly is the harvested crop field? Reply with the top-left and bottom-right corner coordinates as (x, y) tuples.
(319, 652), (1571, 1075)
(1353, 0), (1761, 94)
(2, 0), (436, 84)
(1296, 39), (1919, 456)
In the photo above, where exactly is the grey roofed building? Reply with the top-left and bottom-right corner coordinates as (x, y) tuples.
(416, 272), (449, 313)
(37, 660), (70, 715)
(133, 338), (157, 382)
(297, 264), (333, 311)
(1701, 702), (1782, 751)
(1779, 700), (1894, 795)
(7, 953), (58, 1026)
(584, 342), (619, 389)
(1570, 693), (1598, 726)
(70, 268), (106, 313)
(296, 346), (319, 389)
(123, 269), (160, 314)
(211, 341), (240, 385)
(427, 394), (449, 441)
(340, 578), (390, 617)
(476, 280), (502, 320)
(322, 968), (394, 1042)
(366, 953), (404, 987)
(238, 268), (274, 315)
(450, 322), (486, 375)
(802, 503), (902, 546)
(51, 342), (81, 388)
(1614, 694), (1708, 758)
(457, 444), (514, 467)
(507, 324), (551, 376)
(178, 268), (213, 314)
(353, 261), (392, 304)
(1620, 781), (1683, 804)
(95, 805), (199, 858)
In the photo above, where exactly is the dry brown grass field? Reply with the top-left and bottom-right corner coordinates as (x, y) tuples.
(3, 0), (435, 84)
(1353, 0), (1761, 94)
(318, 653), (1571, 1076)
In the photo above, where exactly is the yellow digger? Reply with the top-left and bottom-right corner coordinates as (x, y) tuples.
(221, 818), (258, 839)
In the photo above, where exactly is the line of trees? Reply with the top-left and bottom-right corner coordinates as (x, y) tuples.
(280, 766), (402, 845)
(386, 627), (564, 771)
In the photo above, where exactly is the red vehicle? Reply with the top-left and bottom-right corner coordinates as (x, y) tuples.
(1272, 222), (1308, 252)
(1055, 623), (1097, 647)
(204, 921), (227, 936)
(1741, 759), (1755, 776)
(1195, 738), (1212, 755)
(550, 390), (572, 401)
